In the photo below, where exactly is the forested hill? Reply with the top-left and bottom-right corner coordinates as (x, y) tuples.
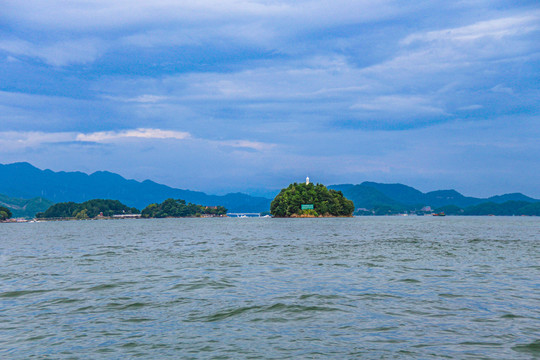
(0, 193), (53, 218)
(330, 183), (539, 209)
(0, 162), (271, 213)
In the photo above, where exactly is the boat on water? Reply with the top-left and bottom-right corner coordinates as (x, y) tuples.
(432, 212), (446, 216)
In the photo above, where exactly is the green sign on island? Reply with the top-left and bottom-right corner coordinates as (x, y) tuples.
(301, 204), (314, 210)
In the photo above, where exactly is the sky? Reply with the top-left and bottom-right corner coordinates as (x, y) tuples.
(1, 0), (539, 198)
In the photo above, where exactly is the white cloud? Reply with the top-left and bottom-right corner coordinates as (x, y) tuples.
(0, 128), (275, 153)
(2, 0), (397, 32)
(490, 84), (514, 95)
(0, 0), (404, 65)
(131, 95), (170, 103)
(366, 12), (540, 79)
(0, 131), (76, 149)
(351, 95), (445, 116)
(1, 2), (538, 197)
(105, 94), (171, 103)
(215, 139), (276, 151)
(0, 128), (191, 149)
(76, 128), (191, 142)
(121, 29), (200, 48)
(150, 55), (366, 102)
(402, 13), (540, 45)
(0, 38), (103, 66)
(457, 104), (483, 111)
(5, 55), (19, 63)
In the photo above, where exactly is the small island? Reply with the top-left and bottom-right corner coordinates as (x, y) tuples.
(36, 199), (140, 219)
(141, 199), (227, 218)
(35, 198), (227, 220)
(271, 180), (354, 217)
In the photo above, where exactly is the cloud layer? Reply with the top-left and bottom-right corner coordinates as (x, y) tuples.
(0, 1), (539, 197)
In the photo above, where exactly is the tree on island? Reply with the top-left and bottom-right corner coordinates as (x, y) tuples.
(270, 182), (354, 217)
(141, 198), (227, 218)
(0, 206), (12, 220)
(36, 199), (139, 219)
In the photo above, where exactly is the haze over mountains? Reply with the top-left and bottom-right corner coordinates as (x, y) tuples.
(0, 162), (538, 217)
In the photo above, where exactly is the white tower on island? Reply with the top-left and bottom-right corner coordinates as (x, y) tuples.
(306, 176), (310, 185)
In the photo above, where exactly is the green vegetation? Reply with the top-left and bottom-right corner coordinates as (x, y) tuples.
(463, 201), (540, 216)
(434, 205), (463, 215)
(519, 203), (540, 216)
(0, 193), (53, 218)
(270, 182), (354, 217)
(351, 200), (540, 216)
(36, 199), (139, 219)
(330, 183), (540, 215)
(371, 204), (407, 216)
(329, 184), (540, 216)
(0, 206), (12, 220)
(141, 199), (227, 218)
(0, 162), (271, 213)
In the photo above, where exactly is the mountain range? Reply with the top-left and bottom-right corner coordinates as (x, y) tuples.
(0, 162), (271, 213)
(1, 162), (538, 217)
(329, 183), (539, 213)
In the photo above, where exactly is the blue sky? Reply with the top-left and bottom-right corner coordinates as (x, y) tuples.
(1, 0), (539, 198)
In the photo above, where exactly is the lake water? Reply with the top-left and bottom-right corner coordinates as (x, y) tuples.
(1, 217), (539, 359)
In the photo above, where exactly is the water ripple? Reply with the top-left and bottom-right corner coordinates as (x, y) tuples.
(0, 217), (538, 359)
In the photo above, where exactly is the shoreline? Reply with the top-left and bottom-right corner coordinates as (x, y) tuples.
(1, 214), (537, 223)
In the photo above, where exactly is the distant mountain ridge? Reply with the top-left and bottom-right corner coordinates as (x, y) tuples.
(329, 182), (539, 211)
(0, 162), (271, 213)
(1, 162), (538, 216)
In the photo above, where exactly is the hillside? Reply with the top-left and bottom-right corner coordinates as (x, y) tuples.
(329, 183), (539, 215)
(0, 162), (271, 213)
(0, 193), (54, 218)
(359, 182), (425, 205)
(2, 162), (537, 216)
(463, 201), (540, 216)
(329, 184), (404, 209)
